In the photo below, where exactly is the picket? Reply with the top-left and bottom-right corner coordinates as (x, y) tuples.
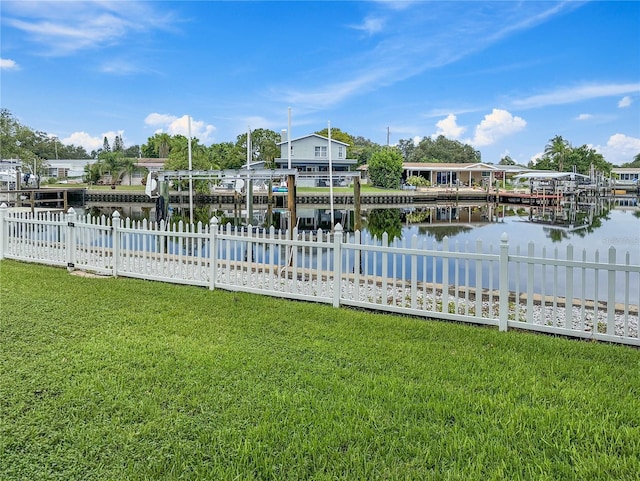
(1, 203), (638, 346)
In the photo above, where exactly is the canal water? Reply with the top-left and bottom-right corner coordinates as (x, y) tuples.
(78, 197), (639, 302)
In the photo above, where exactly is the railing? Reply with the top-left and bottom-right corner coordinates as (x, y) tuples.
(1, 204), (638, 346)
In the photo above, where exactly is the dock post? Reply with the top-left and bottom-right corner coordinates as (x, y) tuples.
(499, 233), (509, 332)
(354, 176), (361, 232)
(0, 203), (7, 260)
(287, 174), (296, 238)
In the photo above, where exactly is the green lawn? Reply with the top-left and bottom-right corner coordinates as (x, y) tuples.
(1, 260), (638, 480)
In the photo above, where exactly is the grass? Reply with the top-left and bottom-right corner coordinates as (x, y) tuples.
(1, 260), (639, 481)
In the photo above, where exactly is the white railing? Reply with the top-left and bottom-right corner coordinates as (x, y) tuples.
(1, 205), (638, 346)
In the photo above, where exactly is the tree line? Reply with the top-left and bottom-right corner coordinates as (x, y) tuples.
(2, 109), (638, 189)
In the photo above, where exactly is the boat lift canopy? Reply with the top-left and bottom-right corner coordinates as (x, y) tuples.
(155, 168), (299, 182)
(513, 171), (592, 181)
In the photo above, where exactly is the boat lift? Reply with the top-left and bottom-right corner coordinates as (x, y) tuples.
(146, 168), (299, 229)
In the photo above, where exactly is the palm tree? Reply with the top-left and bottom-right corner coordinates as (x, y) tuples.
(100, 152), (124, 187)
(544, 135), (571, 172)
(156, 133), (171, 158)
(121, 157), (136, 186)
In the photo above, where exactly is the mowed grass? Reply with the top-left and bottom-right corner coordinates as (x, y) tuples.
(1, 260), (638, 481)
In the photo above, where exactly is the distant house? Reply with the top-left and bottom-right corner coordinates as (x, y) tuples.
(45, 159), (93, 180)
(402, 162), (518, 187)
(611, 167), (640, 185)
(121, 158), (168, 186)
(273, 133), (357, 186)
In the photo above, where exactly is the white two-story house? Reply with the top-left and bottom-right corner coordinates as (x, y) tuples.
(274, 133), (357, 186)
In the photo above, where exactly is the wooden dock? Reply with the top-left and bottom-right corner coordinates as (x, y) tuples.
(497, 191), (563, 205)
(0, 188), (85, 213)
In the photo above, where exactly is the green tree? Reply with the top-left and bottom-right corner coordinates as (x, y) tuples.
(0, 109), (21, 159)
(142, 133), (172, 158)
(83, 162), (102, 185)
(113, 135), (124, 153)
(404, 135), (481, 163)
(351, 136), (381, 165)
(365, 208), (402, 243)
(164, 135), (210, 170)
(102, 136), (111, 153)
(543, 135), (570, 172)
(499, 155), (516, 165)
(314, 127), (355, 159)
(532, 136), (613, 175)
(98, 151), (123, 187)
(56, 142), (90, 159)
(566, 145), (612, 176)
(236, 129), (280, 168)
(124, 145), (141, 158)
(163, 135), (215, 193)
(621, 152), (640, 168)
(368, 147), (404, 189)
(397, 138), (416, 163)
(210, 142), (244, 170)
(121, 157), (136, 186)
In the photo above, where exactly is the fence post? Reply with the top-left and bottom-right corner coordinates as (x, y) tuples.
(333, 223), (343, 308)
(66, 207), (77, 273)
(209, 217), (218, 291)
(0, 203), (7, 260)
(112, 211), (120, 278)
(607, 246), (616, 335)
(499, 232), (509, 331)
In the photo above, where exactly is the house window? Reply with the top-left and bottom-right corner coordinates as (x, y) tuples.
(338, 146), (344, 159)
(315, 146), (327, 158)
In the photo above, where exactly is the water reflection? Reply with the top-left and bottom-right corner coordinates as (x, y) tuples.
(366, 209), (402, 242)
(75, 196), (638, 303)
(80, 197), (637, 252)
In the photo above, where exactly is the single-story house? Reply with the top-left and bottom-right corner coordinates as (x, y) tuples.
(611, 167), (640, 185)
(402, 162), (523, 187)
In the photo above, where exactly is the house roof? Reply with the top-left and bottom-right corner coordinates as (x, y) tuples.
(514, 172), (591, 180)
(276, 133), (349, 147)
(134, 158), (168, 169)
(611, 167), (640, 173)
(402, 162), (506, 171)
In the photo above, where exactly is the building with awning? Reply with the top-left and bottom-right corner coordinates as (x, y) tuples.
(402, 162), (520, 187)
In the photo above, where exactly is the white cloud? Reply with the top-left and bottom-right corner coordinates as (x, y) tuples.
(511, 83), (640, 109)
(595, 133), (640, 165)
(529, 151), (545, 166)
(618, 96), (633, 108)
(576, 113), (593, 121)
(350, 16), (385, 35)
(0, 58), (20, 70)
(433, 114), (466, 139)
(99, 58), (156, 76)
(145, 113), (178, 126)
(145, 113), (217, 143)
(61, 130), (125, 153)
(469, 109), (526, 147)
(3, 2), (177, 56)
(280, 3), (578, 111)
(61, 132), (102, 152)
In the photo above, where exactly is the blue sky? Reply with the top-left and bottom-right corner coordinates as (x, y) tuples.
(1, 1), (639, 165)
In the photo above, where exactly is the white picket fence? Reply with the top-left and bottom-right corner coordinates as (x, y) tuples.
(1, 205), (638, 346)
